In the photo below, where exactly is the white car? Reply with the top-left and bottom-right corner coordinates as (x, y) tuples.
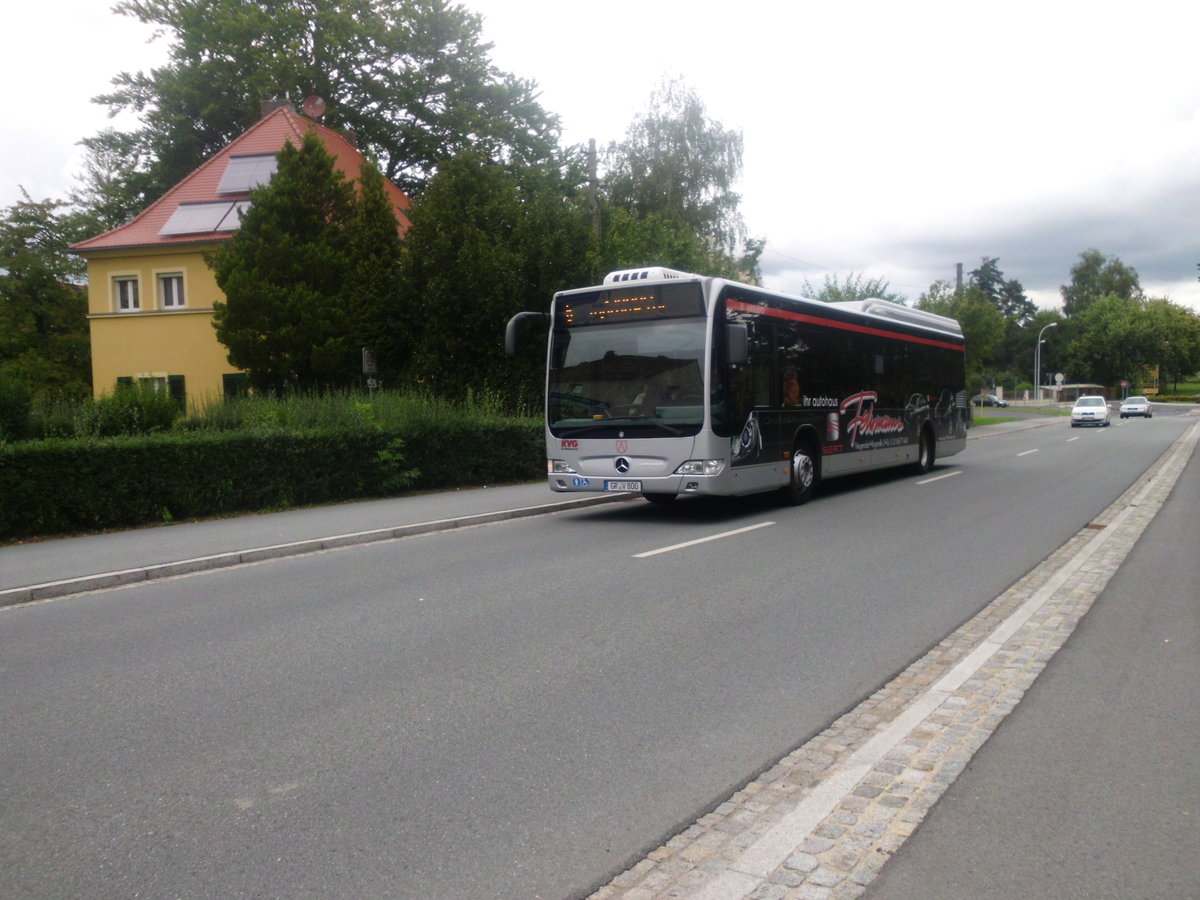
(1119, 396), (1153, 418)
(1071, 395), (1111, 427)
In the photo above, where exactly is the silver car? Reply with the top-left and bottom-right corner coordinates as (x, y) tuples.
(1119, 396), (1153, 418)
(1071, 395), (1111, 427)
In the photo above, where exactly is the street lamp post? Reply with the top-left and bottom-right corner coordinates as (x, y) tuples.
(1034, 322), (1058, 404)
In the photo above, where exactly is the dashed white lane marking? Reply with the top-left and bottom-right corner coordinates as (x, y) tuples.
(634, 522), (776, 558)
(1017, 448), (1040, 456)
(915, 469), (960, 485)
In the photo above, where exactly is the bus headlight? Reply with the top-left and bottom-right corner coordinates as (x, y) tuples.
(548, 459), (577, 474)
(674, 459), (725, 476)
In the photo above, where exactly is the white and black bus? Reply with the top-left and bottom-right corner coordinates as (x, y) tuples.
(507, 267), (968, 504)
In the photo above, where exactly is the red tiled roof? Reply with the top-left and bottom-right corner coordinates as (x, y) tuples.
(72, 106), (411, 252)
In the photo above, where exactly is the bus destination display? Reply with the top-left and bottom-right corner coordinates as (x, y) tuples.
(559, 283), (704, 326)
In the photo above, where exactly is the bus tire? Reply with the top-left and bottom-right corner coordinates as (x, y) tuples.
(915, 427), (935, 474)
(783, 440), (818, 505)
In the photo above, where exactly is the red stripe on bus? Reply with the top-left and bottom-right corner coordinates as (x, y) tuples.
(726, 298), (965, 353)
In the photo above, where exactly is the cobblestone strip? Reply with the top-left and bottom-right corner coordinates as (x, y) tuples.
(589, 422), (1199, 900)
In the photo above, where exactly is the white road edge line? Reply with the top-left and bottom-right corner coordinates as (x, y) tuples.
(634, 522), (776, 559)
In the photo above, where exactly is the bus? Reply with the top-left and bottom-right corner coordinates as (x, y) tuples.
(506, 267), (968, 505)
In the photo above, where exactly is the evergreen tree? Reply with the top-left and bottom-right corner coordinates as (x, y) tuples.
(968, 257), (1035, 323)
(346, 161), (404, 376)
(210, 130), (400, 392)
(394, 150), (592, 404)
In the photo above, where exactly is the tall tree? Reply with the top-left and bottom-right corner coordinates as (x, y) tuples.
(1061, 249), (1141, 318)
(87, 0), (562, 204)
(916, 280), (1004, 381)
(209, 131), (399, 392)
(969, 256), (1035, 323)
(601, 79), (756, 277)
(0, 191), (93, 398)
(393, 150), (593, 404)
(345, 160), (404, 368)
(800, 273), (905, 304)
(1143, 298), (1200, 391)
(1063, 294), (1156, 387)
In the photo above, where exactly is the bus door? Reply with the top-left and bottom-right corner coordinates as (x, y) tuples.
(725, 311), (778, 468)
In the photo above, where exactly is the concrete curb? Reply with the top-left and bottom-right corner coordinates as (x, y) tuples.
(0, 492), (632, 608)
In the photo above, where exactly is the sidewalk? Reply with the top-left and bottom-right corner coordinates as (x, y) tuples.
(0, 418), (1054, 605)
(0, 482), (625, 605)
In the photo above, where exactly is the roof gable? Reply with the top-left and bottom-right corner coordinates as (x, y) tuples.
(72, 106), (411, 253)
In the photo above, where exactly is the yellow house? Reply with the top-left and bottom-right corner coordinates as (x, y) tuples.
(72, 104), (411, 411)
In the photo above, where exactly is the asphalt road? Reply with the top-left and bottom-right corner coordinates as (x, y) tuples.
(1, 408), (1196, 899)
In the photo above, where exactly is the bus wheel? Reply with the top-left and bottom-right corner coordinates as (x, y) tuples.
(643, 492), (676, 505)
(783, 443), (817, 505)
(915, 428), (935, 474)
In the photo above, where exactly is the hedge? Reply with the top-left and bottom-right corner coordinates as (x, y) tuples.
(0, 422), (543, 541)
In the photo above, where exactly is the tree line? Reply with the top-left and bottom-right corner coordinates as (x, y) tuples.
(911, 253), (1200, 397)
(2, 0), (1198, 413)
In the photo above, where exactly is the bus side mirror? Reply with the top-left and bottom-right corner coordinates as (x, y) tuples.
(505, 311), (550, 357)
(725, 323), (749, 366)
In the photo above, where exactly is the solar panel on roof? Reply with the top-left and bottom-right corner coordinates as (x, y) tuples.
(216, 154), (278, 194)
(216, 200), (251, 231)
(159, 202), (238, 236)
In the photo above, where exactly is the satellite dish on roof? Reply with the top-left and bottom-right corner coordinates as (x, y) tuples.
(302, 95), (326, 119)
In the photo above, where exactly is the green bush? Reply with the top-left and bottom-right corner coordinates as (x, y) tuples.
(0, 417), (543, 541)
(29, 384), (183, 439)
(0, 389), (544, 540)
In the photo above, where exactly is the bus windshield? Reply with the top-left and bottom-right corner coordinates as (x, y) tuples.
(547, 317), (708, 437)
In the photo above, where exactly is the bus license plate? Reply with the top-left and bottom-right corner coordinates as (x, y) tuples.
(605, 480), (642, 492)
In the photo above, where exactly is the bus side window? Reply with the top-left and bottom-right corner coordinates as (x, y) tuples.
(778, 323), (823, 405)
(745, 320), (772, 409)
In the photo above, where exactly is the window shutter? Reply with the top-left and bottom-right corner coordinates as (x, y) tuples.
(223, 373), (249, 398)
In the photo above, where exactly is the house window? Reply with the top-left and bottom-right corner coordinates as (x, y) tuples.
(223, 373), (249, 398)
(119, 374), (186, 411)
(114, 276), (140, 312)
(159, 273), (185, 308)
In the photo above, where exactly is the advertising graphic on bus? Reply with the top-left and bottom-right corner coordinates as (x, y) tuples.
(506, 267), (968, 504)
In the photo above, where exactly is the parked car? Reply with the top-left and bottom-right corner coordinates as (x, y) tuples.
(1119, 396), (1153, 418)
(1071, 395), (1111, 427)
(971, 393), (1009, 407)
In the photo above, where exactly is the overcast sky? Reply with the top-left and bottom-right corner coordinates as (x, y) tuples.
(4, 0), (1198, 311)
